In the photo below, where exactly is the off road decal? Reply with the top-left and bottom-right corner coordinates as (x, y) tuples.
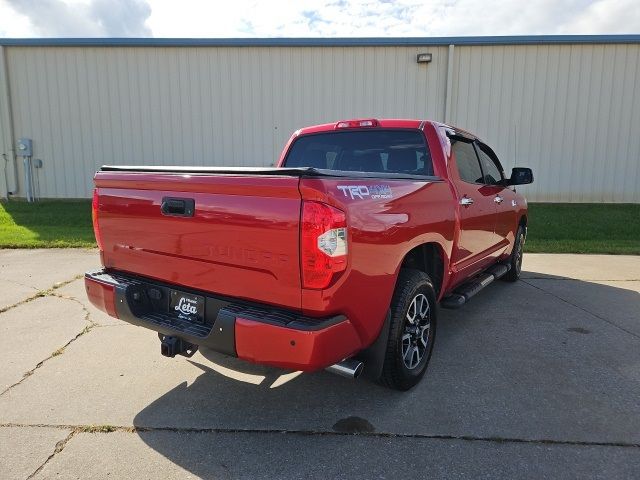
(337, 185), (392, 200)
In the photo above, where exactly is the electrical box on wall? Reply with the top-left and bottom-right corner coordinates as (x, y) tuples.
(17, 138), (32, 157)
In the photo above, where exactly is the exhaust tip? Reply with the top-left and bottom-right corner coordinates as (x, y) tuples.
(326, 358), (364, 379)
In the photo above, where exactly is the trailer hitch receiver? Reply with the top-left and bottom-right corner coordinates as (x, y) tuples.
(159, 334), (198, 358)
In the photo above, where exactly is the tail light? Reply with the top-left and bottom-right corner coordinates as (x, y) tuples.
(92, 189), (104, 251)
(301, 201), (348, 289)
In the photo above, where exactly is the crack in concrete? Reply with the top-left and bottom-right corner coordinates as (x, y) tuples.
(50, 283), (128, 329)
(0, 324), (95, 396)
(0, 291), (47, 314)
(521, 279), (640, 341)
(50, 292), (96, 328)
(0, 278), (41, 291)
(0, 279), (125, 394)
(2, 422), (639, 450)
(26, 429), (76, 479)
(0, 294), (97, 397)
(0, 274), (83, 314)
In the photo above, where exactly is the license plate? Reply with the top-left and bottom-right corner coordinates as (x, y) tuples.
(169, 290), (205, 323)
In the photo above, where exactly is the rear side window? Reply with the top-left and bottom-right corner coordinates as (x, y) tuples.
(284, 129), (433, 175)
(452, 140), (483, 183)
(476, 144), (503, 185)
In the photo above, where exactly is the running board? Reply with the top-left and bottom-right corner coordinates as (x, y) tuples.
(441, 264), (511, 309)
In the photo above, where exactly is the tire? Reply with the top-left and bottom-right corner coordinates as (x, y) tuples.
(504, 225), (525, 282)
(380, 269), (437, 391)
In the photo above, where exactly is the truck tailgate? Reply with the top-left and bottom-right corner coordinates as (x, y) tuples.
(94, 171), (302, 310)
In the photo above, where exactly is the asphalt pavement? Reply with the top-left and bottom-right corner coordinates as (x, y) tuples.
(1, 249), (639, 479)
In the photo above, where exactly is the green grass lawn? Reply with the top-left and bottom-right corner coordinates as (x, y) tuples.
(525, 203), (639, 254)
(0, 200), (638, 253)
(0, 200), (95, 248)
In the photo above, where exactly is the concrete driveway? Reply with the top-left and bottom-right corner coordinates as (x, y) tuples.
(1, 249), (639, 479)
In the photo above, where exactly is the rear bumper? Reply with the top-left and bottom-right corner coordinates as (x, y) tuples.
(84, 270), (361, 371)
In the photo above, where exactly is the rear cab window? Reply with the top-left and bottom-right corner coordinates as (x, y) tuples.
(284, 129), (434, 175)
(451, 140), (483, 184)
(475, 143), (504, 185)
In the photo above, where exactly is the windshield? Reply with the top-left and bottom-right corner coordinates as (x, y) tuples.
(284, 129), (433, 175)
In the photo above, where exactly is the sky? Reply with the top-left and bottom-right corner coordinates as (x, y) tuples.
(0, 0), (638, 38)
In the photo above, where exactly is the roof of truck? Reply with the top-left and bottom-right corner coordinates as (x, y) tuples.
(292, 118), (485, 145)
(296, 119), (426, 136)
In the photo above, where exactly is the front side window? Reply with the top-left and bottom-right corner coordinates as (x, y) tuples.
(476, 143), (503, 185)
(284, 129), (433, 175)
(451, 139), (483, 183)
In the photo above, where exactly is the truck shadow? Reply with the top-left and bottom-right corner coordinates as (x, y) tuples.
(132, 271), (640, 477)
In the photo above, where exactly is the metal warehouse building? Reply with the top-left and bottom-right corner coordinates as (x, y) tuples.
(1, 35), (639, 202)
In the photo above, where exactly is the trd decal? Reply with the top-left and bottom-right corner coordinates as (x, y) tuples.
(337, 185), (392, 200)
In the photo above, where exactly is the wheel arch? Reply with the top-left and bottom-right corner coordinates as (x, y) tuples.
(359, 244), (444, 382)
(399, 242), (446, 298)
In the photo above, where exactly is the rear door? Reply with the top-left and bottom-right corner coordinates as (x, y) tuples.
(475, 141), (517, 247)
(449, 137), (501, 275)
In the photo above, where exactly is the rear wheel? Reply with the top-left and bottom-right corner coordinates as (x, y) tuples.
(504, 225), (525, 282)
(381, 269), (437, 391)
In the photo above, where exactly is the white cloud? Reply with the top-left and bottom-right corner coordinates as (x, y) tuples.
(0, 0), (638, 38)
(557, 0), (640, 34)
(1, 0), (151, 37)
(0, 1), (35, 37)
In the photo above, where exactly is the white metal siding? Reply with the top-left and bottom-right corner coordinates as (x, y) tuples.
(0, 42), (638, 201)
(3, 45), (448, 198)
(449, 44), (640, 202)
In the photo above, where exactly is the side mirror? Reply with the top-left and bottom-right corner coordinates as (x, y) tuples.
(507, 167), (533, 185)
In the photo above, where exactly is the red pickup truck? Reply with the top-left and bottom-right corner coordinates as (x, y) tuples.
(85, 119), (532, 390)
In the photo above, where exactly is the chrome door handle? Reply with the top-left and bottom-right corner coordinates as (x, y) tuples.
(460, 197), (474, 206)
(494, 195), (504, 204)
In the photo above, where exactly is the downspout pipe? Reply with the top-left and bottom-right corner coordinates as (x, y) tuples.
(2, 153), (9, 198)
(444, 44), (455, 125)
(0, 45), (17, 197)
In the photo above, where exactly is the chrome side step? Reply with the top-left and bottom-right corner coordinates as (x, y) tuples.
(441, 263), (511, 309)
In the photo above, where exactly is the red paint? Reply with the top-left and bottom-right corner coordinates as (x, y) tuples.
(235, 318), (362, 371)
(94, 175), (303, 310)
(297, 175), (455, 348)
(84, 276), (118, 318)
(89, 118), (529, 371)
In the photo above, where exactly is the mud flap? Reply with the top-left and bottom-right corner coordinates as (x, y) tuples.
(357, 310), (391, 381)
